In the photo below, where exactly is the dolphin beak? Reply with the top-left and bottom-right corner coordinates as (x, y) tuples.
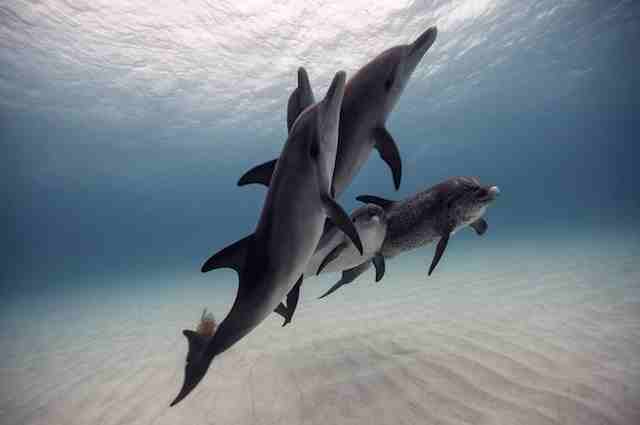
(408, 26), (438, 69)
(487, 186), (500, 200)
(170, 358), (208, 407)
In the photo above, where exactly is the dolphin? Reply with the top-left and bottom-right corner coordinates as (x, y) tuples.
(360, 176), (500, 275)
(170, 71), (362, 406)
(237, 26), (438, 196)
(321, 177), (500, 297)
(274, 203), (388, 323)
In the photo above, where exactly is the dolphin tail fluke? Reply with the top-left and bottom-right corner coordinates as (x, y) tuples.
(170, 330), (213, 407)
(237, 160), (277, 187)
(274, 302), (288, 320)
(183, 330), (211, 362)
(272, 276), (303, 326)
(322, 194), (363, 255)
(355, 195), (395, 210)
(373, 127), (402, 190)
(201, 234), (252, 273)
(283, 276), (303, 326)
(428, 232), (450, 276)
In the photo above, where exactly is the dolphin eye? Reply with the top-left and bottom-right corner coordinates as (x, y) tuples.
(384, 67), (397, 91)
(309, 140), (319, 159)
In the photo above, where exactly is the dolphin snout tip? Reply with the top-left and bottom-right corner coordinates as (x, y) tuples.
(410, 26), (438, 58)
(418, 26), (438, 44)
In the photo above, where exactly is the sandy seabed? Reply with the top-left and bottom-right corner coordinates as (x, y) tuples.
(1, 235), (639, 425)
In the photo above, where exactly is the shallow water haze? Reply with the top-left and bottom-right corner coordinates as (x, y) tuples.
(1, 1), (639, 424)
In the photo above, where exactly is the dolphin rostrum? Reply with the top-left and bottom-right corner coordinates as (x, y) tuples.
(320, 177), (500, 297)
(237, 26), (438, 197)
(170, 71), (362, 406)
(274, 203), (388, 323)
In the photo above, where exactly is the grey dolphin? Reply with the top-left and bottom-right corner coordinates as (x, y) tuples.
(274, 204), (388, 321)
(170, 71), (362, 406)
(237, 26), (438, 196)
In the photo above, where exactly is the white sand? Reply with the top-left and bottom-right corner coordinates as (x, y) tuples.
(1, 235), (639, 425)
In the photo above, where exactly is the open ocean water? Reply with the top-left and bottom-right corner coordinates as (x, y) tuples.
(1, 1), (639, 424)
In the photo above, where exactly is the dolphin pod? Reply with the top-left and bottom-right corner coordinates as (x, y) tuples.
(239, 26), (439, 326)
(172, 25), (500, 406)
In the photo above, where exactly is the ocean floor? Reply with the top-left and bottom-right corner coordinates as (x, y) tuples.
(1, 232), (639, 425)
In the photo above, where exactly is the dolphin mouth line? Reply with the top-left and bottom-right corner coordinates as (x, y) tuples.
(480, 186), (501, 202)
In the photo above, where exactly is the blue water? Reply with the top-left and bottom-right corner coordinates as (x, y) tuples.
(1, 1), (639, 423)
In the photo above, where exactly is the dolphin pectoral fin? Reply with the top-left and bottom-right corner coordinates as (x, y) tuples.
(237, 159), (277, 187)
(317, 242), (348, 275)
(281, 275), (303, 327)
(355, 195), (395, 210)
(201, 234), (252, 274)
(428, 233), (450, 276)
(287, 67), (315, 131)
(469, 218), (488, 236)
(373, 127), (402, 190)
(372, 254), (386, 282)
(318, 261), (371, 299)
(322, 194), (364, 255)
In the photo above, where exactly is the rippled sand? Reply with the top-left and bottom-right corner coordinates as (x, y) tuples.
(2, 237), (639, 425)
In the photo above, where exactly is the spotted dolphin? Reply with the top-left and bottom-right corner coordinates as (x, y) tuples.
(321, 177), (500, 297)
(237, 26), (438, 196)
(170, 71), (362, 406)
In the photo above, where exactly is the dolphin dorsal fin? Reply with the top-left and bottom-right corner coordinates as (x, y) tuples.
(201, 234), (253, 274)
(287, 67), (315, 131)
(237, 159), (277, 187)
(355, 195), (395, 210)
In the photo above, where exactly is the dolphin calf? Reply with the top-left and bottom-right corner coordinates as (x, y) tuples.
(274, 203), (388, 323)
(170, 71), (362, 406)
(315, 204), (388, 299)
(237, 26), (438, 196)
(320, 177), (500, 297)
